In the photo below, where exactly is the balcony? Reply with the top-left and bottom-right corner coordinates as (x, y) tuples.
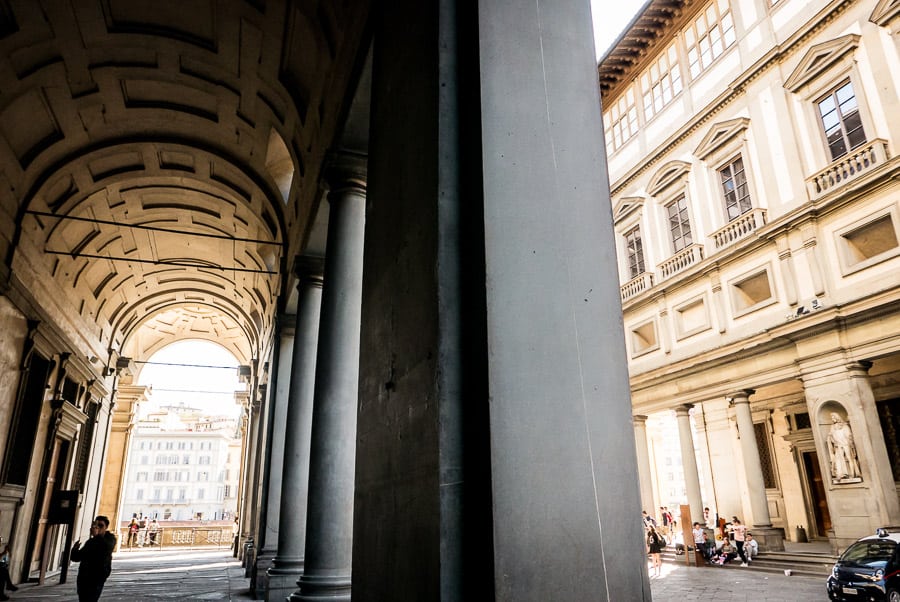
(806, 139), (890, 200)
(711, 208), (767, 250)
(620, 272), (654, 302)
(658, 244), (704, 281)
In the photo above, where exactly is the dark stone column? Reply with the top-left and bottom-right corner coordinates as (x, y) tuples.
(291, 154), (366, 602)
(267, 259), (324, 602)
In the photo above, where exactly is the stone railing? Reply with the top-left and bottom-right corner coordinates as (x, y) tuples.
(711, 208), (767, 250)
(118, 523), (234, 551)
(620, 272), (654, 302)
(806, 139), (890, 200)
(658, 244), (704, 280)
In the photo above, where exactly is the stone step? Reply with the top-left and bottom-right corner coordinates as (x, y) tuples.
(660, 548), (836, 578)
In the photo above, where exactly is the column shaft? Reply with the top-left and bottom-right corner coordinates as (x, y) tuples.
(293, 156), (366, 602)
(731, 390), (772, 527)
(633, 415), (655, 515)
(268, 263), (324, 601)
(674, 405), (704, 525)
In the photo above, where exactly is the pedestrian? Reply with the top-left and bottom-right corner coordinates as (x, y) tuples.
(70, 515), (117, 602)
(646, 523), (664, 577)
(148, 519), (161, 547)
(0, 536), (18, 601)
(745, 531), (758, 561)
(692, 522), (704, 554)
(126, 518), (138, 548)
(732, 516), (749, 566)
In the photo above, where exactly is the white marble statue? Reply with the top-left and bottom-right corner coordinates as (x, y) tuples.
(826, 412), (861, 483)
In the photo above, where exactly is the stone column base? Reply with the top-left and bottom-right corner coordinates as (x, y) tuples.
(752, 526), (785, 552)
(254, 552), (275, 597)
(266, 570), (303, 602)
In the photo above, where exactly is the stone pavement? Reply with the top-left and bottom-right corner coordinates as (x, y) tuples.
(650, 559), (827, 601)
(2, 548), (829, 601)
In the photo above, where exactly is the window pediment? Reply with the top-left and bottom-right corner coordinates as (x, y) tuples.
(870, 0), (900, 26)
(614, 196), (645, 224)
(784, 34), (860, 93)
(647, 160), (691, 196)
(694, 117), (750, 162)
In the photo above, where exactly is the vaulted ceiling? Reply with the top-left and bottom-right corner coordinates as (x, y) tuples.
(0, 0), (371, 368)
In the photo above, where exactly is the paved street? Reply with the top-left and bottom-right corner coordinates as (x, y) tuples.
(650, 560), (827, 601)
(3, 548), (829, 601)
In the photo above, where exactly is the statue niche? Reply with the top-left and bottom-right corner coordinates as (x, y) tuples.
(825, 411), (862, 484)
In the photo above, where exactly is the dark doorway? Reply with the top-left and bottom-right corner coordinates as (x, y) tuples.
(803, 451), (831, 538)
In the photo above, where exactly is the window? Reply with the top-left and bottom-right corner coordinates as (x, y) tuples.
(199, 456), (211, 465)
(817, 80), (866, 162)
(137, 471), (148, 482)
(624, 227), (646, 279)
(754, 422), (777, 488)
(641, 43), (683, 118)
(198, 489), (205, 500)
(141, 455), (149, 465)
(224, 485), (231, 497)
(685, 0), (736, 79)
(666, 196), (693, 252)
(719, 156), (751, 220)
(154, 471), (166, 481)
(605, 86), (639, 151)
(183, 455), (190, 464)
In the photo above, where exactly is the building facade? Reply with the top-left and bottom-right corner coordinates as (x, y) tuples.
(600, 0), (900, 552)
(120, 405), (241, 522)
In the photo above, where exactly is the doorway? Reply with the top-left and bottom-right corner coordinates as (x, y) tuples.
(803, 451), (831, 538)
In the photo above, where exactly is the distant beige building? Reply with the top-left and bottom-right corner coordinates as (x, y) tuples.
(600, 0), (900, 552)
(120, 404), (241, 522)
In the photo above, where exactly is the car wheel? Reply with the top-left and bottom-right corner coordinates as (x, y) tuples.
(888, 589), (900, 602)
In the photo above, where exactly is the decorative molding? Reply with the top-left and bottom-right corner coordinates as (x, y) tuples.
(613, 195), (646, 223)
(870, 0), (900, 26)
(783, 34), (860, 93)
(694, 117), (750, 162)
(646, 160), (691, 196)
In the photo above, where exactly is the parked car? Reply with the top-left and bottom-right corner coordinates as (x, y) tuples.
(827, 528), (900, 602)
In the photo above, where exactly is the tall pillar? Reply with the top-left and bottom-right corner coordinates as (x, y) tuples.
(633, 415), (655, 515)
(97, 383), (148, 543)
(674, 405), (704, 525)
(356, 1), (647, 599)
(254, 317), (295, 597)
(730, 390), (771, 526)
(267, 260), (324, 602)
(292, 154), (366, 602)
(731, 389), (784, 551)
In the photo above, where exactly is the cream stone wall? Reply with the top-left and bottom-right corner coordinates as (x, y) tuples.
(602, 0), (900, 549)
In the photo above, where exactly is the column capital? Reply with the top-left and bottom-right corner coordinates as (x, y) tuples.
(323, 151), (367, 196)
(728, 389), (756, 405)
(633, 414), (649, 425)
(293, 255), (325, 288)
(673, 404), (694, 418)
(847, 360), (873, 375)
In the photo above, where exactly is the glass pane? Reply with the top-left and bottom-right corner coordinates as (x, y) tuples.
(828, 134), (847, 161)
(818, 95), (836, 116)
(835, 82), (855, 105)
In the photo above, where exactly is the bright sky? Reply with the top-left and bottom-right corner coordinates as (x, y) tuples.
(136, 340), (243, 419)
(591, 0), (646, 59)
(133, 4), (645, 418)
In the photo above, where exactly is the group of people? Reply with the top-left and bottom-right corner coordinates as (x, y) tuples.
(643, 507), (760, 577)
(125, 516), (161, 548)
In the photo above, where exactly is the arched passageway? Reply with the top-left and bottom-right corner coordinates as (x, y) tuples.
(0, 1), (643, 600)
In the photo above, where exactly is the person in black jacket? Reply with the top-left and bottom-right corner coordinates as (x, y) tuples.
(70, 515), (117, 601)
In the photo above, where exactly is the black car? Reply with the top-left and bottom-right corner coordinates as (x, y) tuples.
(827, 528), (900, 602)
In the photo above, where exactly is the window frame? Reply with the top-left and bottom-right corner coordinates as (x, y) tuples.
(683, 0), (737, 80)
(623, 225), (647, 281)
(718, 154), (753, 222)
(639, 41), (684, 121)
(815, 79), (867, 163)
